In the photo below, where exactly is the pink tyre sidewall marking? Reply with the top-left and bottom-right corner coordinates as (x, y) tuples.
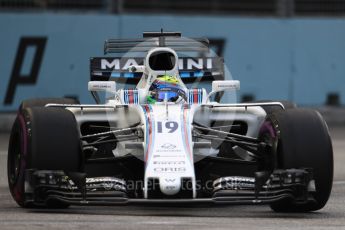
(259, 121), (276, 139)
(13, 114), (28, 202)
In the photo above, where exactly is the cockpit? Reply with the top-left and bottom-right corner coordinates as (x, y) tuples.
(143, 48), (188, 104)
(146, 75), (187, 104)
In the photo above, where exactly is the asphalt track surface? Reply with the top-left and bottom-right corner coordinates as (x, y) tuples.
(0, 126), (344, 230)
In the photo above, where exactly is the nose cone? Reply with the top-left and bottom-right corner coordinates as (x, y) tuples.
(159, 177), (181, 196)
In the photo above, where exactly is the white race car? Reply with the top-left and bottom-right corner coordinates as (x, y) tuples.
(7, 31), (333, 212)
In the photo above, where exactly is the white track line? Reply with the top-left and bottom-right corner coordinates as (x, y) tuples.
(333, 181), (345, 185)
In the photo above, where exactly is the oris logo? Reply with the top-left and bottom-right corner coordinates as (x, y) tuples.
(154, 167), (186, 173)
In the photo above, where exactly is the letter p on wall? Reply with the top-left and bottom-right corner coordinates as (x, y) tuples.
(4, 37), (47, 105)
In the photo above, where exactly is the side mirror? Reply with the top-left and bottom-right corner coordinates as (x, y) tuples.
(88, 81), (116, 93)
(212, 80), (240, 92)
(206, 80), (240, 102)
(88, 81), (117, 103)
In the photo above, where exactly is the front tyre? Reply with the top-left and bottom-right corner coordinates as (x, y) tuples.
(7, 107), (82, 208)
(269, 109), (333, 212)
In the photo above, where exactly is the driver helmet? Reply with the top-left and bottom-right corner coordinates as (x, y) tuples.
(147, 75), (186, 104)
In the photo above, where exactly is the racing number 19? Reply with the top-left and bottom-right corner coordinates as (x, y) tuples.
(157, 121), (178, 133)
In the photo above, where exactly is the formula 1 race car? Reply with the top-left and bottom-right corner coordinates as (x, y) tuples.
(7, 31), (333, 212)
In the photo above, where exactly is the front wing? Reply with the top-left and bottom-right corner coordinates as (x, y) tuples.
(23, 168), (316, 206)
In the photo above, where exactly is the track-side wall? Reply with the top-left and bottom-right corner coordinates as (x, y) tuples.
(0, 13), (344, 111)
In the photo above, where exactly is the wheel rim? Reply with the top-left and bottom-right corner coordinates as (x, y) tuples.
(8, 129), (22, 185)
(7, 115), (28, 204)
(258, 121), (278, 170)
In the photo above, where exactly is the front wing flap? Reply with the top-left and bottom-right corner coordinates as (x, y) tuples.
(23, 168), (316, 206)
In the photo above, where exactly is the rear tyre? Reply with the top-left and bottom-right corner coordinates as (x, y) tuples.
(19, 98), (79, 111)
(269, 109), (333, 212)
(7, 107), (82, 208)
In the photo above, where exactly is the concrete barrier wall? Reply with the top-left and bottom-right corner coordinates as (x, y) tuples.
(0, 13), (344, 111)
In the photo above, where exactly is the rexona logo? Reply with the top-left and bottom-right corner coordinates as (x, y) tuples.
(100, 58), (214, 70)
(161, 143), (177, 149)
